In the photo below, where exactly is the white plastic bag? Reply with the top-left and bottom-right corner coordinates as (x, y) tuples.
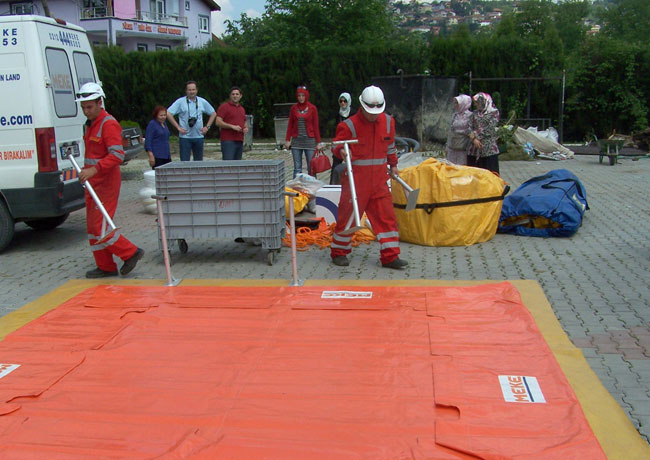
(286, 173), (325, 197)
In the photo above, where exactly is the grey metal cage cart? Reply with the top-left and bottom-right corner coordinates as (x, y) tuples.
(155, 160), (286, 265)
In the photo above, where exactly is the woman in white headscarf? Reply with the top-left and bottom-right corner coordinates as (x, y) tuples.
(468, 92), (500, 174)
(446, 94), (472, 165)
(330, 92), (353, 184)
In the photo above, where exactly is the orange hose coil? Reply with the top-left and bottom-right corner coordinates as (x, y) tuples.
(282, 218), (376, 250)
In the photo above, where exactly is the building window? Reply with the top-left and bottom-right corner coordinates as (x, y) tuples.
(82, 0), (109, 18)
(155, 44), (171, 50)
(137, 43), (148, 52)
(185, 1), (190, 11)
(199, 15), (209, 33)
(10, 2), (34, 14)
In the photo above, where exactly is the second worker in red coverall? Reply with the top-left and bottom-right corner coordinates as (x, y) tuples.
(75, 82), (144, 279)
(330, 85), (408, 270)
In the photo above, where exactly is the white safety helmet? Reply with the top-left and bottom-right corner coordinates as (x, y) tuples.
(75, 82), (105, 102)
(359, 85), (385, 114)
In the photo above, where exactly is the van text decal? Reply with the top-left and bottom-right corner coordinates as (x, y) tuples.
(48, 31), (81, 48)
(0, 150), (33, 161)
(0, 114), (33, 127)
(1, 28), (18, 47)
(0, 73), (20, 82)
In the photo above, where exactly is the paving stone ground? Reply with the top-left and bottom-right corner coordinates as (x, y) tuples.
(1, 145), (649, 443)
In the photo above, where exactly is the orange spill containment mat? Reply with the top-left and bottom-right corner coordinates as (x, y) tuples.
(0, 283), (606, 459)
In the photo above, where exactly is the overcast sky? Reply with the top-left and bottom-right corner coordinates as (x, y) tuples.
(211, 0), (267, 37)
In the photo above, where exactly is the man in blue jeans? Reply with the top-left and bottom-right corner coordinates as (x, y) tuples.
(167, 81), (216, 161)
(216, 86), (249, 160)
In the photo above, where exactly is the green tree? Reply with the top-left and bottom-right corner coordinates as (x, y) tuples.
(222, 0), (402, 48)
(597, 0), (650, 44)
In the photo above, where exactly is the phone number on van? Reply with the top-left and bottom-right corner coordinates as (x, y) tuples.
(0, 114), (33, 126)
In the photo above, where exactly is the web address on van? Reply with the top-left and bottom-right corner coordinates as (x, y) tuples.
(0, 114), (33, 126)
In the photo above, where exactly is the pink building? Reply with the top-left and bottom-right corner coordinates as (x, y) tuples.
(0, 0), (220, 51)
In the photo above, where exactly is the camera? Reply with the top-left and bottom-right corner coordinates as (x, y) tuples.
(188, 117), (197, 128)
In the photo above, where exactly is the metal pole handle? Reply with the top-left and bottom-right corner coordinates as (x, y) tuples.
(67, 154), (117, 232)
(283, 191), (302, 286)
(332, 140), (363, 235)
(152, 194), (181, 287)
(392, 174), (414, 193)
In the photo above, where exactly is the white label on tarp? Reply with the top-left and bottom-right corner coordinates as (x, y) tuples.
(0, 364), (20, 379)
(321, 291), (373, 299)
(499, 375), (546, 403)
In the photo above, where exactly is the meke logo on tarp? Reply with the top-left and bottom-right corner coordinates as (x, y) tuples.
(499, 375), (546, 403)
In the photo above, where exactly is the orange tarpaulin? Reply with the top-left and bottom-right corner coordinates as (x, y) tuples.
(0, 283), (605, 459)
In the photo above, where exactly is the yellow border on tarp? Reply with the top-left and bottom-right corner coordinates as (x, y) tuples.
(1, 278), (648, 459)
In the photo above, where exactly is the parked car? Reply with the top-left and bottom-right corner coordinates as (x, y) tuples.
(121, 126), (144, 163)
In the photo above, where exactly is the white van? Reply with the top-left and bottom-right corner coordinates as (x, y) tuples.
(0, 15), (98, 252)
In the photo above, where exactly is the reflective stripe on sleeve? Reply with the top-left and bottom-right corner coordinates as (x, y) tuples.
(343, 119), (357, 138)
(352, 158), (387, 166)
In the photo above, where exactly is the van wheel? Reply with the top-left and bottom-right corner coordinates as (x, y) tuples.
(25, 213), (69, 230)
(0, 201), (15, 252)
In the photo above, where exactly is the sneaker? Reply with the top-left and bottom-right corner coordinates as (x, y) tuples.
(86, 268), (118, 279)
(120, 248), (144, 276)
(382, 258), (408, 270)
(332, 256), (350, 266)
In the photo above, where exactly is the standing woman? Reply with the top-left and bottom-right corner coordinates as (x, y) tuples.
(446, 94), (472, 165)
(468, 92), (500, 174)
(145, 105), (171, 169)
(285, 85), (322, 178)
(330, 92), (352, 184)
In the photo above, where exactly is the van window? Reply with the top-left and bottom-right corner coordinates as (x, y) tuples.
(73, 52), (96, 86)
(45, 48), (77, 118)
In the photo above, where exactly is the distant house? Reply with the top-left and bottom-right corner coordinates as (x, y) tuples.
(0, 0), (220, 51)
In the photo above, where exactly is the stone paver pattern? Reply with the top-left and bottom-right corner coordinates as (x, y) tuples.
(1, 144), (649, 443)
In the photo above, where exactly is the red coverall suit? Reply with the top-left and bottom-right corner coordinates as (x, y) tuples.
(330, 112), (401, 265)
(83, 109), (138, 271)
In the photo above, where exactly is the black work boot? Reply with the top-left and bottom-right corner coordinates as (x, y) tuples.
(332, 256), (350, 266)
(86, 268), (118, 279)
(382, 258), (408, 270)
(120, 248), (144, 276)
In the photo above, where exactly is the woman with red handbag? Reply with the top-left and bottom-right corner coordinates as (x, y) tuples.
(285, 85), (323, 178)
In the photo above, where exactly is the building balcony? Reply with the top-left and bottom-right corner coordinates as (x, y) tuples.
(81, 7), (187, 27)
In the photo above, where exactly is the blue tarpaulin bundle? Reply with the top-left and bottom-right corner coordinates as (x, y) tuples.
(498, 169), (588, 237)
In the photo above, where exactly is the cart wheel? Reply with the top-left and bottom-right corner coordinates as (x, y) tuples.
(599, 154), (604, 164)
(609, 155), (617, 166)
(267, 251), (275, 266)
(178, 239), (188, 254)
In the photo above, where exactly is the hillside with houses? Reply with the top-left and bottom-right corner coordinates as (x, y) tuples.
(392, 0), (603, 37)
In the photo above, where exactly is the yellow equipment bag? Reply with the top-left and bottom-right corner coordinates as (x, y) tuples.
(285, 187), (310, 217)
(392, 159), (509, 246)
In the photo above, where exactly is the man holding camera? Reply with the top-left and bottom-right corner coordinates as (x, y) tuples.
(167, 81), (216, 161)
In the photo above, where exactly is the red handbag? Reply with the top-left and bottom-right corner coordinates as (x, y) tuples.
(309, 148), (332, 175)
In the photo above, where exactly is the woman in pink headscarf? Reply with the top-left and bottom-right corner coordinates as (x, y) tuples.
(468, 92), (500, 174)
(446, 94), (473, 165)
(285, 85), (323, 178)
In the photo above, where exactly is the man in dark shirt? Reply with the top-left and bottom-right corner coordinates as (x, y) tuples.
(216, 86), (249, 160)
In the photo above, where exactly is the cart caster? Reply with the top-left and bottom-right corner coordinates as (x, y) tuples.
(178, 239), (188, 254)
(267, 250), (275, 266)
(599, 155), (604, 164)
(609, 155), (617, 166)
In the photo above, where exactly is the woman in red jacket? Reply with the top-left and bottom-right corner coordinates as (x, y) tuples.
(285, 85), (322, 178)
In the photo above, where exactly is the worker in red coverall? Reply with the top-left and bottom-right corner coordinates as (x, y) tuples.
(330, 85), (408, 270)
(75, 82), (144, 279)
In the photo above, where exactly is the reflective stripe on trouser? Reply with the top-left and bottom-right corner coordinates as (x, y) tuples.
(331, 174), (400, 265)
(86, 177), (137, 272)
